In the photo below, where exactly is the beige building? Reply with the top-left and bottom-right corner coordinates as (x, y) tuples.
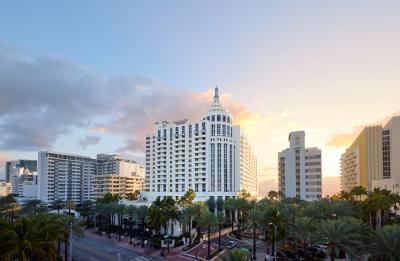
(340, 125), (382, 192)
(0, 182), (11, 196)
(372, 116), (400, 195)
(92, 175), (144, 199)
(92, 154), (145, 199)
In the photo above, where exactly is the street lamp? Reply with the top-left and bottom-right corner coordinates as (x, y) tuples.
(268, 222), (277, 261)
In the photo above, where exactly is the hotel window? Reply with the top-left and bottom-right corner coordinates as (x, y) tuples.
(189, 125), (192, 138)
(217, 115), (221, 121)
(211, 115), (215, 122)
(211, 124), (215, 136)
(223, 115), (226, 122)
(222, 124), (226, 136)
(217, 124), (221, 136)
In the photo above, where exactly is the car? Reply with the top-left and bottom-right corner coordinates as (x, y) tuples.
(226, 241), (237, 249)
(313, 244), (328, 253)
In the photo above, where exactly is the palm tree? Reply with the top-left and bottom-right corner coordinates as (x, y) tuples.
(65, 199), (75, 214)
(206, 198), (216, 213)
(247, 209), (263, 260)
(149, 197), (164, 234)
(235, 197), (249, 239)
(116, 204), (125, 241)
(293, 217), (314, 256)
(80, 200), (93, 224)
(124, 205), (137, 244)
(268, 191), (279, 201)
(137, 205), (149, 248)
(0, 218), (16, 260)
(225, 198), (236, 232)
(161, 196), (180, 235)
(315, 218), (365, 261)
(350, 186), (367, 202)
(369, 224), (400, 260)
(52, 199), (64, 213)
(216, 211), (225, 251)
(55, 214), (83, 261)
(182, 205), (196, 246)
(200, 210), (217, 259)
(23, 199), (45, 215)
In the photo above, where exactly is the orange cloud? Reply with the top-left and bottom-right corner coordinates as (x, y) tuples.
(326, 110), (400, 148)
(322, 176), (341, 196)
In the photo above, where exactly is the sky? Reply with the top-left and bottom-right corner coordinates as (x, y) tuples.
(0, 1), (400, 196)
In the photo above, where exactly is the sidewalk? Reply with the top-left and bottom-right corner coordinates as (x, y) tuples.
(84, 229), (183, 258)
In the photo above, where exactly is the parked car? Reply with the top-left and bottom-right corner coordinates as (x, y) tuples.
(226, 241), (237, 249)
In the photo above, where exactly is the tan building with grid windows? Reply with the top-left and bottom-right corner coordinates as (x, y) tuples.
(92, 175), (144, 199)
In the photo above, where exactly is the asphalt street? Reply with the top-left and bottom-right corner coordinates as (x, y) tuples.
(70, 236), (162, 261)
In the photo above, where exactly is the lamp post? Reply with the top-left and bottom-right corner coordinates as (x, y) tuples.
(268, 222), (277, 261)
(70, 222), (73, 261)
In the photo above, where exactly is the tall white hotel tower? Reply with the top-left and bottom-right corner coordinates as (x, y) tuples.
(143, 87), (257, 202)
(278, 131), (322, 201)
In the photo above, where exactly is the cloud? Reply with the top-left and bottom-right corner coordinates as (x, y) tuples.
(0, 42), (272, 154)
(326, 111), (400, 148)
(78, 135), (101, 148)
(322, 176), (341, 196)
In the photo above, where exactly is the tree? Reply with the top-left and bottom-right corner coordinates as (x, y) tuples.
(292, 217), (314, 256)
(239, 189), (251, 200)
(137, 205), (149, 247)
(200, 210), (217, 259)
(23, 199), (46, 215)
(161, 196), (180, 235)
(268, 191), (279, 201)
(235, 197), (250, 239)
(55, 214), (83, 261)
(206, 198), (216, 213)
(247, 209), (263, 260)
(226, 249), (249, 261)
(350, 186), (367, 202)
(369, 225), (400, 260)
(116, 204), (125, 241)
(181, 205), (196, 246)
(124, 205), (137, 244)
(0, 218), (16, 260)
(52, 199), (64, 213)
(64, 199), (75, 214)
(80, 200), (93, 224)
(125, 190), (140, 201)
(178, 189), (196, 208)
(216, 212), (225, 251)
(315, 218), (365, 261)
(96, 192), (120, 204)
(149, 197), (164, 234)
(225, 198), (236, 232)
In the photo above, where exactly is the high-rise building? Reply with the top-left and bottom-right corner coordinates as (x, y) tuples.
(38, 151), (97, 204)
(18, 171), (38, 199)
(38, 152), (145, 204)
(143, 87), (257, 202)
(5, 160), (37, 183)
(340, 126), (382, 192)
(372, 117), (400, 194)
(278, 131), (322, 201)
(92, 154), (144, 199)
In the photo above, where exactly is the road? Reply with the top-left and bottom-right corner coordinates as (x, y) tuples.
(71, 236), (161, 261)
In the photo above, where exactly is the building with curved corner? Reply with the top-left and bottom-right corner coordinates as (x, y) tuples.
(143, 87), (257, 202)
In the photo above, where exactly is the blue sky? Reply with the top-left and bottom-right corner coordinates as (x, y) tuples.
(1, 1), (400, 195)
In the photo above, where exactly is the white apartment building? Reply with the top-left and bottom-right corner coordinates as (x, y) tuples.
(18, 172), (38, 199)
(278, 131), (322, 201)
(38, 152), (145, 204)
(38, 151), (97, 204)
(143, 87), (257, 202)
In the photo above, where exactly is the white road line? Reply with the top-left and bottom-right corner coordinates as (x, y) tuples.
(89, 257), (98, 261)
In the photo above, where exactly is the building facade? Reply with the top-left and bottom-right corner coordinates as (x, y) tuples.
(5, 160), (37, 186)
(143, 87), (257, 202)
(92, 154), (144, 199)
(38, 152), (97, 204)
(278, 131), (322, 201)
(371, 116), (400, 194)
(18, 172), (38, 199)
(0, 182), (11, 196)
(38, 152), (145, 204)
(340, 125), (382, 192)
